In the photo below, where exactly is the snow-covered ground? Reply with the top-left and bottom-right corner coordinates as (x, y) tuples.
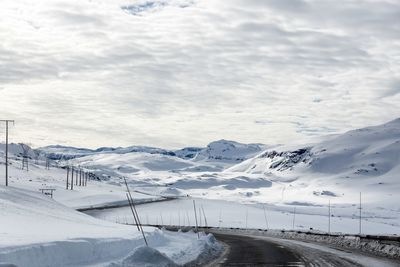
(0, 186), (222, 267)
(86, 197), (400, 236)
(31, 119), (400, 235)
(1, 118), (400, 266)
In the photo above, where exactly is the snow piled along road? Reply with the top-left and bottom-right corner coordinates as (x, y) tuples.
(0, 186), (222, 267)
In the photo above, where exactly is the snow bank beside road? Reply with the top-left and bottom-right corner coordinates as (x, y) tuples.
(0, 186), (222, 266)
(108, 231), (223, 267)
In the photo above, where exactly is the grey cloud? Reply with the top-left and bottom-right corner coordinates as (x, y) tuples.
(0, 0), (399, 148)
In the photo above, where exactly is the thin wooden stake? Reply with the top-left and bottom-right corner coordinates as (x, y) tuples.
(201, 205), (208, 227)
(292, 207), (296, 230)
(193, 200), (199, 239)
(126, 193), (148, 246)
(263, 204), (269, 230)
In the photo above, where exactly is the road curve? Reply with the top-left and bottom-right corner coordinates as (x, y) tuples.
(211, 232), (399, 267)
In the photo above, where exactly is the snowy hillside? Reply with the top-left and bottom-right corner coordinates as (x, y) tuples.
(40, 140), (264, 163)
(229, 118), (400, 180)
(192, 139), (266, 163)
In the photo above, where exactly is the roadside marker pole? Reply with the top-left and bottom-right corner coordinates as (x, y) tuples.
(123, 177), (140, 231)
(245, 209), (248, 229)
(123, 176), (147, 246)
(199, 207), (202, 227)
(201, 205), (208, 227)
(193, 200), (200, 239)
(126, 193), (148, 246)
(292, 207), (296, 230)
(186, 210), (191, 226)
(263, 204), (269, 230)
(126, 193), (140, 231)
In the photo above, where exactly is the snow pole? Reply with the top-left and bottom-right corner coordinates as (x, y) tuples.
(123, 177), (140, 231)
(126, 193), (148, 246)
(126, 193), (140, 231)
(245, 209), (248, 229)
(263, 204), (269, 230)
(186, 210), (191, 226)
(160, 212), (164, 225)
(218, 210), (222, 228)
(199, 207), (202, 227)
(125, 179), (147, 244)
(193, 200), (200, 239)
(201, 205), (208, 227)
(292, 207), (296, 230)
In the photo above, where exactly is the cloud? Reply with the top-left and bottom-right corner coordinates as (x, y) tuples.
(0, 0), (399, 148)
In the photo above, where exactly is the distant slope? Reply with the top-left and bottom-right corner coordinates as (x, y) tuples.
(228, 118), (400, 186)
(37, 140), (267, 173)
(193, 139), (266, 163)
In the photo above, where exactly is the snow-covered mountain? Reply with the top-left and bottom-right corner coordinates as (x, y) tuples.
(193, 139), (266, 163)
(229, 118), (400, 178)
(224, 118), (400, 205)
(37, 140), (266, 172)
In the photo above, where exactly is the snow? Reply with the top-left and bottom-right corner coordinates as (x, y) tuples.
(1, 119), (400, 265)
(0, 186), (222, 266)
(87, 197), (400, 236)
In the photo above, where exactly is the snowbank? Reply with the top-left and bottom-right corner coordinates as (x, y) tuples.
(0, 186), (222, 266)
(108, 231), (223, 267)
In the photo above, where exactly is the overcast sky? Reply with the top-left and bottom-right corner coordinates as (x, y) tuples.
(0, 0), (399, 149)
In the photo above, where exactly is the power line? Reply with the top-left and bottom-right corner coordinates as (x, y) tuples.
(0, 120), (15, 186)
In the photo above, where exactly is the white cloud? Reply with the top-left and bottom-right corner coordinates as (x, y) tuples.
(0, 0), (399, 148)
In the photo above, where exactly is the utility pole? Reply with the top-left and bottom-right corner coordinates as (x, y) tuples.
(1, 120), (14, 186)
(328, 200), (331, 234)
(20, 143), (30, 171)
(66, 167), (70, 190)
(71, 166), (74, 190)
(359, 192), (362, 235)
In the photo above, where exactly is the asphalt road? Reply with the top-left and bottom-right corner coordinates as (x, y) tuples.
(212, 233), (304, 266)
(211, 232), (400, 267)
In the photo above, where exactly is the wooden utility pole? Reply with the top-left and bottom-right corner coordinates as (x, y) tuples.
(71, 167), (74, 190)
(1, 120), (14, 186)
(66, 167), (70, 190)
(359, 192), (362, 235)
(328, 200), (331, 234)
